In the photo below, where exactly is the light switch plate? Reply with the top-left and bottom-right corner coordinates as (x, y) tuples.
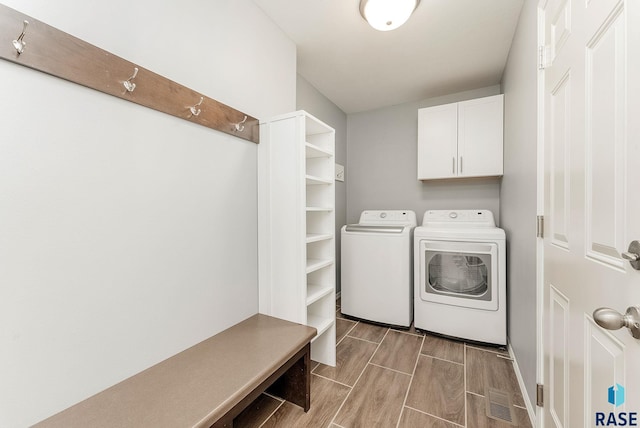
(335, 163), (344, 182)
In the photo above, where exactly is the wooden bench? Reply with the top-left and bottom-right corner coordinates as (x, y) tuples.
(34, 314), (317, 428)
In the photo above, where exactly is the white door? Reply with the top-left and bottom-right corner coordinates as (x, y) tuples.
(541, 0), (640, 427)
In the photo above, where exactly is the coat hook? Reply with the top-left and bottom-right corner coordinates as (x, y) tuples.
(12, 20), (29, 55)
(234, 116), (248, 132)
(189, 96), (204, 117)
(123, 67), (138, 92)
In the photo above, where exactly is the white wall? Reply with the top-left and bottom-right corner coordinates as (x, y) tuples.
(296, 75), (347, 292)
(346, 86), (502, 225)
(0, 1), (295, 426)
(500, 0), (538, 409)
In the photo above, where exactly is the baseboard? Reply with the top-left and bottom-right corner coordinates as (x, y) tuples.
(508, 342), (537, 427)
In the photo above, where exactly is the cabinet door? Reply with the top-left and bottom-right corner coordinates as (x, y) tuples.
(457, 95), (504, 177)
(417, 103), (458, 179)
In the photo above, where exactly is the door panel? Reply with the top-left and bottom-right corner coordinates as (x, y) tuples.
(584, 317), (625, 418)
(551, 0), (571, 56)
(584, 5), (626, 268)
(549, 285), (569, 428)
(549, 70), (571, 248)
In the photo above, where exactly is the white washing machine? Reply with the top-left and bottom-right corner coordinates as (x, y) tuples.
(341, 210), (417, 327)
(413, 210), (506, 345)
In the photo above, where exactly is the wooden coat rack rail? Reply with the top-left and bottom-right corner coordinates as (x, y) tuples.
(0, 4), (259, 144)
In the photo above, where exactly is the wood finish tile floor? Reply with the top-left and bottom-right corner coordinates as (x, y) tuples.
(236, 303), (532, 428)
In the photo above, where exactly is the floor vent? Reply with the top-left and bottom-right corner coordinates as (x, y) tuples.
(485, 387), (517, 425)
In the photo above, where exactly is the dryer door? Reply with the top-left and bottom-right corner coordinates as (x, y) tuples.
(418, 240), (498, 310)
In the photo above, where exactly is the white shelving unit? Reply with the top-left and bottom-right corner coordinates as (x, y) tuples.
(258, 110), (336, 367)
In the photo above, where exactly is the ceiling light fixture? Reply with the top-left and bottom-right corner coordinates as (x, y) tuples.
(359, 0), (420, 31)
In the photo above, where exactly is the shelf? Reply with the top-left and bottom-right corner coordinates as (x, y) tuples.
(305, 114), (334, 136)
(306, 207), (334, 212)
(306, 258), (334, 274)
(306, 175), (332, 185)
(306, 283), (334, 306)
(305, 142), (333, 158)
(306, 233), (333, 243)
(307, 315), (334, 338)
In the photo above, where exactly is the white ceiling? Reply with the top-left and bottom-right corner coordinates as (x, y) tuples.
(252, 0), (524, 114)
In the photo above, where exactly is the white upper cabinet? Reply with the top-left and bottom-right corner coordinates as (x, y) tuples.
(417, 94), (504, 180)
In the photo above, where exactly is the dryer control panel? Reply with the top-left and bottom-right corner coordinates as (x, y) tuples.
(421, 210), (496, 228)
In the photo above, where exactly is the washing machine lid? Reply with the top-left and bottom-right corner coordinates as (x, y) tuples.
(420, 210), (496, 228)
(357, 210), (417, 227)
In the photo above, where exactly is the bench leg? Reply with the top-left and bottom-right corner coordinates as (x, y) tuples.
(267, 342), (311, 412)
(211, 343), (312, 427)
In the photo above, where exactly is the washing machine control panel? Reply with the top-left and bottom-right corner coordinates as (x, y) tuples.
(359, 210), (417, 226)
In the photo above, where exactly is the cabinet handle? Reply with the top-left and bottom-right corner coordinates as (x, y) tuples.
(452, 157), (455, 174)
(460, 156), (463, 174)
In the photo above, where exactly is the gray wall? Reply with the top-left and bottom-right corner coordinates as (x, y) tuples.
(297, 75), (348, 293)
(346, 86), (502, 225)
(0, 1), (295, 426)
(500, 0), (538, 409)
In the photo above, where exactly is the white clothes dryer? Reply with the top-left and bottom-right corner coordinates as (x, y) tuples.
(413, 210), (506, 345)
(341, 210), (417, 327)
